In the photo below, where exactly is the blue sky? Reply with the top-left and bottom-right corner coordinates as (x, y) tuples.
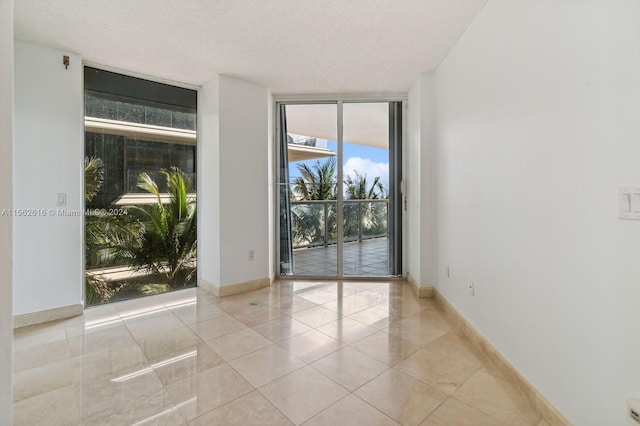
(289, 140), (389, 188)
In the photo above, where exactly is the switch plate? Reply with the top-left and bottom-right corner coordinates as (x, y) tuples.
(468, 281), (475, 296)
(619, 186), (640, 220)
(248, 250), (255, 261)
(56, 193), (67, 207)
(445, 265), (450, 278)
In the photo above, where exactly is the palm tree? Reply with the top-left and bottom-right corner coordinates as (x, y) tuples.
(292, 157), (337, 200)
(343, 172), (387, 241)
(84, 157), (104, 201)
(344, 171), (386, 200)
(291, 158), (337, 247)
(123, 168), (197, 287)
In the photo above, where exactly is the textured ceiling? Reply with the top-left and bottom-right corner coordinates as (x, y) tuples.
(14, 0), (487, 94)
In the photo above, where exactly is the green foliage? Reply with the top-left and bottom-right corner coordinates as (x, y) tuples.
(84, 157), (104, 201)
(85, 274), (117, 305)
(293, 158), (337, 200)
(344, 171), (386, 200)
(124, 168), (197, 287)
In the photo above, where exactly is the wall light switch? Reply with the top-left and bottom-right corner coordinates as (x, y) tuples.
(619, 187), (640, 220)
(56, 193), (67, 207)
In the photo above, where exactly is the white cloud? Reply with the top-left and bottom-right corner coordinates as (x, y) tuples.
(343, 157), (389, 188)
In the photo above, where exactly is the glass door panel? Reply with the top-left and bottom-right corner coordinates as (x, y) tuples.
(342, 102), (392, 276)
(278, 103), (338, 277)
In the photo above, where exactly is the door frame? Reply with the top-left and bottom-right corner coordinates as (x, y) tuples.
(273, 95), (407, 280)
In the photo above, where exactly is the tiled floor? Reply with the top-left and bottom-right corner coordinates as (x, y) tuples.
(12, 281), (545, 425)
(293, 238), (391, 276)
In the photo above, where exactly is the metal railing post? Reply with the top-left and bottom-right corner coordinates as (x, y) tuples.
(324, 202), (328, 247)
(358, 201), (362, 243)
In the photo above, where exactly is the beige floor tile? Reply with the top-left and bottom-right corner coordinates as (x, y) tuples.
(407, 308), (454, 332)
(272, 295), (319, 314)
(316, 317), (378, 344)
(137, 326), (201, 364)
(66, 307), (124, 337)
(303, 394), (399, 426)
(153, 340), (225, 385)
(68, 325), (136, 357)
(229, 304), (286, 327)
(291, 305), (343, 328)
(453, 370), (540, 425)
(206, 327), (273, 361)
(170, 300), (224, 325)
(421, 397), (508, 425)
(10, 281), (553, 425)
(154, 287), (197, 305)
(189, 390), (292, 426)
(131, 405), (186, 426)
(259, 366), (349, 425)
(165, 363), (254, 421)
(278, 329), (345, 363)
(349, 305), (394, 330)
(216, 294), (270, 314)
(230, 345), (305, 388)
(253, 316), (312, 343)
(66, 317), (123, 340)
(297, 288), (339, 305)
(311, 347), (388, 391)
(77, 368), (167, 424)
(13, 321), (68, 352)
(384, 298), (425, 319)
(387, 317), (448, 347)
(424, 332), (486, 369)
(322, 296), (370, 316)
(350, 330), (420, 366)
(13, 384), (80, 426)
(126, 311), (185, 340)
(13, 358), (74, 402)
(188, 313), (247, 341)
(71, 341), (149, 383)
(395, 348), (477, 395)
(355, 369), (447, 425)
(352, 289), (390, 306)
(13, 338), (71, 374)
(114, 296), (173, 323)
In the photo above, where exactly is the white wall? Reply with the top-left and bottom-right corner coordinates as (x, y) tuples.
(407, 75), (437, 288)
(433, 0), (640, 424)
(0, 0), (14, 422)
(198, 75), (221, 286)
(13, 41), (84, 315)
(406, 79), (422, 283)
(219, 76), (270, 285)
(199, 75), (271, 288)
(267, 90), (274, 279)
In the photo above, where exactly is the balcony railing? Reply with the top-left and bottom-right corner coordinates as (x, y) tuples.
(290, 199), (388, 249)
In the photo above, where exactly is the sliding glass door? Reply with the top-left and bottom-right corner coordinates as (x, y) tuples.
(278, 100), (402, 278)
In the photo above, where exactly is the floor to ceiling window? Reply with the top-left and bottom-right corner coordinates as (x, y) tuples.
(278, 100), (403, 278)
(84, 67), (197, 306)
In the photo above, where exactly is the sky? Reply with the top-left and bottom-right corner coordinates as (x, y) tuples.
(289, 139), (390, 191)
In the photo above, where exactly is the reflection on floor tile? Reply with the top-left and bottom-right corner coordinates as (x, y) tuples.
(12, 283), (541, 425)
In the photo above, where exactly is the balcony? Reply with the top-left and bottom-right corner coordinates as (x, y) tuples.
(289, 199), (390, 276)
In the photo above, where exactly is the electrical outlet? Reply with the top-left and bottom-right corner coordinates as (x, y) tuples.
(248, 250), (255, 261)
(468, 281), (475, 296)
(445, 265), (450, 278)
